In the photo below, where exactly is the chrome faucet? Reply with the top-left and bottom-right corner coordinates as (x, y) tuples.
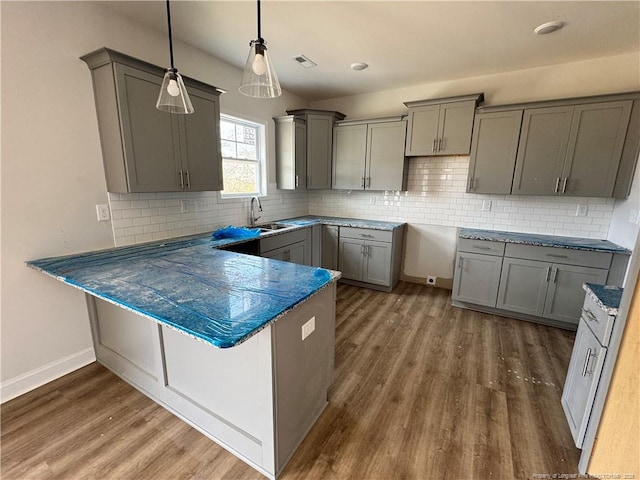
(250, 196), (262, 227)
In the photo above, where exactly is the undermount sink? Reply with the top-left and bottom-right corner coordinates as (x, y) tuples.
(256, 223), (291, 232)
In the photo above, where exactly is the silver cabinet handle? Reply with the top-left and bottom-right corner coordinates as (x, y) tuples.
(295, 175), (299, 188)
(545, 266), (551, 282)
(582, 348), (594, 377)
(432, 138), (437, 153)
(179, 169), (184, 189)
(458, 257), (463, 269)
(551, 267), (558, 283)
(361, 177), (365, 188)
(439, 137), (444, 151)
(361, 234), (374, 238)
(554, 177), (560, 193)
(367, 177), (371, 188)
(582, 308), (599, 323)
(185, 170), (191, 188)
(561, 177), (568, 194)
(546, 253), (568, 258)
(472, 245), (491, 250)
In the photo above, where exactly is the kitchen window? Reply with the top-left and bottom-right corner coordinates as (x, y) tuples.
(220, 114), (266, 198)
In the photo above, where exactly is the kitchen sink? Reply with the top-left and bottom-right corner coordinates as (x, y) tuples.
(256, 223), (291, 232)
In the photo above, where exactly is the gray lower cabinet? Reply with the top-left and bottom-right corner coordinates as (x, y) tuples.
(404, 94), (484, 156)
(88, 283), (336, 479)
(338, 226), (404, 292)
(466, 110), (523, 194)
(260, 228), (311, 266)
(453, 238), (617, 329)
(452, 252), (503, 307)
(321, 225), (339, 270)
(81, 48), (223, 193)
(285, 109), (346, 190)
(332, 118), (408, 191)
(562, 319), (607, 447)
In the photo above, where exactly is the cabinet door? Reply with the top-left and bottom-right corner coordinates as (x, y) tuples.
(339, 237), (364, 281)
(363, 241), (392, 286)
(306, 114), (333, 189)
(288, 242), (307, 265)
(452, 252), (503, 307)
(405, 104), (440, 156)
(561, 320), (607, 447)
(562, 101), (632, 197)
(294, 121), (308, 190)
(438, 101), (477, 155)
(321, 225), (339, 270)
(261, 246), (288, 262)
(512, 106), (573, 195)
(274, 117), (306, 190)
(333, 124), (367, 190)
(496, 258), (550, 316)
(366, 121), (407, 191)
(543, 265), (608, 325)
(114, 64), (182, 192)
(180, 87), (223, 191)
(467, 110), (523, 194)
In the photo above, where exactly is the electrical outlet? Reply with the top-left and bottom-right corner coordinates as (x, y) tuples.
(96, 204), (110, 222)
(426, 276), (437, 286)
(302, 316), (316, 340)
(181, 199), (190, 213)
(482, 200), (492, 212)
(576, 204), (588, 217)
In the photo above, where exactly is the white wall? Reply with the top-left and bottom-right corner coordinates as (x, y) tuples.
(608, 158), (640, 253)
(0, 1), (305, 401)
(309, 53), (640, 282)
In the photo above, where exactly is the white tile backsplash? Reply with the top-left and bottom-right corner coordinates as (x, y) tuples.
(309, 156), (614, 238)
(108, 187), (309, 247)
(107, 155), (614, 246)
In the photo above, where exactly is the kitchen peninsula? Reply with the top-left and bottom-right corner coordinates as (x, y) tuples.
(27, 233), (339, 479)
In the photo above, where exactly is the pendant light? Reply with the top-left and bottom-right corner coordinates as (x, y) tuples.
(238, 0), (282, 98)
(156, 0), (194, 114)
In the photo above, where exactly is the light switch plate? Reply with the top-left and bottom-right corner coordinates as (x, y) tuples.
(482, 200), (492, 212)
(576, 204), (588, 217)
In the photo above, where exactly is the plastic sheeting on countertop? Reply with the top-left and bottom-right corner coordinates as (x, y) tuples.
(459, 228), (631, 255)
(212, 225), (261, 240)
(27, 238), (334, 348)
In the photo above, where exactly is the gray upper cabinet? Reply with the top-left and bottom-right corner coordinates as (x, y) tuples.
(482, 94), (636, 198)
(333, 118), (407, 191)
(404, 93), (484, 156)
(512, 106), (574, 195)
(285, 109), (345, 190)
(81, 48), (223, 193)
(274, 116), (306, 190)
(561, 101), (632, 197)
(467, 110), (523, 194)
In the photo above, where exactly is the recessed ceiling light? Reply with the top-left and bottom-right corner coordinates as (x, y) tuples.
(534, 21), (564, 35)
(350, 62), (369, 71)
(293, 55), (317, 69)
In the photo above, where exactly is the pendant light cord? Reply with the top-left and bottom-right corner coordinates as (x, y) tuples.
(257, 0), (262, 41)
(166, 0), (175, 69)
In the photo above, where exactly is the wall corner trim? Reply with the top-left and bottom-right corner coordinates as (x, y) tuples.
(1, 348), (96, 404)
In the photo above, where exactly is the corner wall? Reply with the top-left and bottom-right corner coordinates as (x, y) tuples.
(0, 1), (305, 401)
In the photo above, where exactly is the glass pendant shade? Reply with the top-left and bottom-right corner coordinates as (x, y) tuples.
(156, 68), (194, 114)
(239, 40), (282, 98)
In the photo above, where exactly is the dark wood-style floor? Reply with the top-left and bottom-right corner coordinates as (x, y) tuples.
(1, 282), (581, 479)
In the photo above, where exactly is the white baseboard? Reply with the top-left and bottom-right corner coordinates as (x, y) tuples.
(1, 347), (96, 404)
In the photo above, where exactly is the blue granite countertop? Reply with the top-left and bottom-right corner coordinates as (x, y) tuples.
(27, 235), (337, 348)
(583, 283), (624, 316)
(276, 215), (406, 231)
(459, 228), (631, 255)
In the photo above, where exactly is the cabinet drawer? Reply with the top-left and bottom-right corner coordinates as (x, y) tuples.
(260, 228), (308, 253)
(581, 294), (616, 346)
(504, 244), (612, 269)
(340, 227), (393, 243)
(458, 238), (505, 256)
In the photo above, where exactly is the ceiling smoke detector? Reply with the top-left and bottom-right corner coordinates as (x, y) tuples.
(350, 62), (369, 71)
(534, 21), (564, 35)
(293, 55), (317, 68)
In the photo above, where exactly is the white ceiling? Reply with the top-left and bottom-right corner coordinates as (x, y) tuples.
(100, 1), (640, 101)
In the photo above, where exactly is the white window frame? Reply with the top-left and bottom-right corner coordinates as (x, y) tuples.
(219, 113), (267, 199)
